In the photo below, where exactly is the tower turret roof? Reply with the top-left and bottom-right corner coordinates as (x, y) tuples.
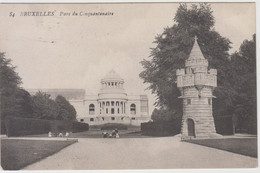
(188, 36), (205, 60)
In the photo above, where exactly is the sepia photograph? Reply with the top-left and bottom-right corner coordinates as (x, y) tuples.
(0, 1), (257, 171)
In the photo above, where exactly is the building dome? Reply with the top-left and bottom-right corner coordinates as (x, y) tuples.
(98, 70), (127, 100)
(101, 70), (124, 83)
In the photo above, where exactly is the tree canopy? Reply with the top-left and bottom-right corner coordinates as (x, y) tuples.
(0, 52), (22, 90)
(0, 51), (78, 122)
(140, 3), (232, 119)
(55, 95), (77, 121)
(140, 3), (256, 134)
(0, 52), (33, 120)
(31, 91), (59, 120)
(31, 92), (77, 121)
(229, 34), (256, 133)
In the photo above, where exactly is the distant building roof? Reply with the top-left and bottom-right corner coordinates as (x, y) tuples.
(27, 89), (85, 100)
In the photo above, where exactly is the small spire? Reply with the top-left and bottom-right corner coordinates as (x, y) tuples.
(188, 36), (205, 60)
(194, 35), (198, 41)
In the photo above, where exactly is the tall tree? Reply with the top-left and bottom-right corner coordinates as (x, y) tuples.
(32, 91), (59, 120)
(55, 95), (77, 121)
(230, 34), (256, 134)
(0, 53), (33, 119)
(139, 3), (232, 120)
(151, 108), (175, 122)
(0, 52), (22, 90)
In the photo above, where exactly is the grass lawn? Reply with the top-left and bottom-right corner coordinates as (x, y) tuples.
(185, 138), (257, 158)
(1, 139), (76, 170)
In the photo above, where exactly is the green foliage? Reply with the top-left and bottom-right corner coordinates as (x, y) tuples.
(0, 52), (77, 124)
(230, 34), (256, 134)
(0, 52), (22, 90)
(140, 3), (232, 119)
(5, 116), (89, 137)
(0, 52), (33, 121)
(151, 108), (176, 121)
(55, 95), (77, 121)
(32, 92), (77, 121)
(141, 119), (181, 136)
(32, 91), (59, 120)
(140, 3), (256, 134)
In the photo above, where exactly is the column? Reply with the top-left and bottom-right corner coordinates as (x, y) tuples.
(124, 102), (126, 114)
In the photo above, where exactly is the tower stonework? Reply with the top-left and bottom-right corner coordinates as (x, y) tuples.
(176, 36), (220, 139)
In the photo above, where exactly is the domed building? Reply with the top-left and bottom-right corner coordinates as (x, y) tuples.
(70, 70), (150, 126)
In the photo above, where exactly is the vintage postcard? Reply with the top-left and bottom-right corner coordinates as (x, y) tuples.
(0, 2), (257, 171)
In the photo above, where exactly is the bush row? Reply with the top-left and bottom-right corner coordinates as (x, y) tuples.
(141, 116), (234, 137)
(4, 116), (89, 137)
(100, 123), (128, 130)
(1, 119), (6, 134)
(214, 116), (234, 135)
(141, 119), (182, 136)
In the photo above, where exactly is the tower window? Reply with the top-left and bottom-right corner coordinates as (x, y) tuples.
(106, 108), (108, 114)
(118, 108), (120, 114)
(111, 101), (114, 106)
(90, 118), (94, 122)
(187, 99), (191, 104)
(131, 117), (136, 120)
(111, 117), (115, 120)
(130, 104), (136, 114)
(208, 98), (211, 105)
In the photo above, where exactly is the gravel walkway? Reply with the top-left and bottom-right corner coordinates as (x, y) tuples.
(23, 136), (257, 170)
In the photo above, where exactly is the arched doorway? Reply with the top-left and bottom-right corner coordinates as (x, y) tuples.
(187, 119), (195, 137)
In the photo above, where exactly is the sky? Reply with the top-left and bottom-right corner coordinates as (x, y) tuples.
(0, 3), (256, 115)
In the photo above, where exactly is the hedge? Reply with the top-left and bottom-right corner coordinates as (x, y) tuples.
(214, 116), (234, 135)
(72, 121), (90, 133)
(141, 116), (234, 137)
(4, 116), (89, 137)
(141, 119), (182, 136)
(100, 123), (128, 130)
(1, 119), (6, 134)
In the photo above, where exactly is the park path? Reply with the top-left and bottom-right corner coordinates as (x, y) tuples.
(23, 136), (257, 170)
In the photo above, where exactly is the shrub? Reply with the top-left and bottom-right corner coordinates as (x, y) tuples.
(141, 119), (181, 136)
(5, 116), (51, 137)
(100, 123), (128, 130)
(214, 116), (234, 135)
(50, 120), (73, 133)
(4, 116), (89, 137)
(1, 119), (6, 134)
(72, 121), (89, 132)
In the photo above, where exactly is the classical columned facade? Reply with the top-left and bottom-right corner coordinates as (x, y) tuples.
(71, 70), (150, 126)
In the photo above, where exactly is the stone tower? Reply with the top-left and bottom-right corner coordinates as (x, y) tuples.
(176, 36), (219, 138)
